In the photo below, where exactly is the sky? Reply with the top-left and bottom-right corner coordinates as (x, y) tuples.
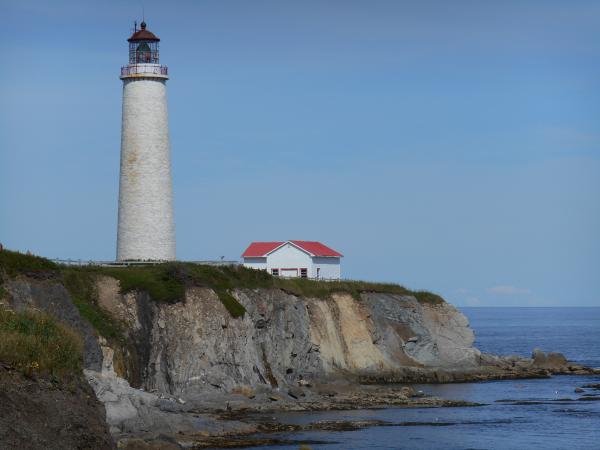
(1, 0), (599, 307)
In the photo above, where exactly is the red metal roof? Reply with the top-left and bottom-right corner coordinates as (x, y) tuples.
(128, 22), (160, 42)
(290, 241), (343, 257)
(242, 241), (342, 258)
(242, 242), (284, 257)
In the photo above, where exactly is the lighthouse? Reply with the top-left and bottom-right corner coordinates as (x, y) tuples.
(116, 21), (176, 261)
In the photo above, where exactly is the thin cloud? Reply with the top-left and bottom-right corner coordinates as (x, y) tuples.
(487, 285), (531, 295)
(465, 297), (483, 306)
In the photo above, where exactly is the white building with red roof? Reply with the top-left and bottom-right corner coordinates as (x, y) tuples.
(241, 240), (343, 280)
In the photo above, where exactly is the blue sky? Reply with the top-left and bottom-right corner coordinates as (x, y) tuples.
(1, 0), (599, 306)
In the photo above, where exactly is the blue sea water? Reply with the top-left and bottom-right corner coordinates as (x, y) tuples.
(465, 307), (600, 368)
(250, 307), (600, 450)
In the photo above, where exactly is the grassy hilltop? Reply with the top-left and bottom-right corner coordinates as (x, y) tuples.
(1, 249), (444, 316)
(0, 249), (444, 376)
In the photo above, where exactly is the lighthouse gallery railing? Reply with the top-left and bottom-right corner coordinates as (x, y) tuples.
(121, 65), (168, 77)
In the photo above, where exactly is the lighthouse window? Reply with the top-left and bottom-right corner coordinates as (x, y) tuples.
(136, 42), (151, 63)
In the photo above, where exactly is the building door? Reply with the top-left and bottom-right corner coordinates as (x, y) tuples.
(280, 268), (298, 278)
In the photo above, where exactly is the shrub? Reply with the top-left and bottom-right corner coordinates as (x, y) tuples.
(0, 250), (58, 277)
(0, 307), (83, 377)
(62, 269), (124, 341)
(94, 264), (185, 303)
(412, 290), (445, 305)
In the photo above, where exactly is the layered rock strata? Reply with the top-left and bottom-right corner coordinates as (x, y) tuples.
(2, 274), (596, 448)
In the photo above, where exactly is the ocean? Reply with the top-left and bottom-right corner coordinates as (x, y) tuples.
(253, 307), (600, 450)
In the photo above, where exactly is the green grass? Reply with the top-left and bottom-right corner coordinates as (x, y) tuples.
(276, 277), (409, 301)
(217, 291), (247, 318)
(412, 290), (446, 305)
(275, 278), (444, 304)
(60, 264), (445, 318)
(183, 264), (445, 310)
(182, 264), (444, 305)
(0, 249), (58, 277)
(183, 264), (263, 317)
(82, 264), (186, 303)
(1, 249), (445, 322)
(61, 269), (124, 342)
(0, 285), (8, 301)
(0, 307), (83, 377)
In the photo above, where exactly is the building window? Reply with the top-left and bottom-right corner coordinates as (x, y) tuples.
(300, 268), (308, 279)
(271, 268), (279, 276)
(316, 268), (320, 279)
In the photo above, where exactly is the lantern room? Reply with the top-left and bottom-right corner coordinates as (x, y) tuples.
(128, 21), (160, 64)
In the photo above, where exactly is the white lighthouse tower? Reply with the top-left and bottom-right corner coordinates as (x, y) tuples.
(116, 21), (176, 261)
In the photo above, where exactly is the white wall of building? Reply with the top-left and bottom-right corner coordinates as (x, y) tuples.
(266, 244), (312, 277)
(242, 257), (267, 270)
(117, 76), (176, 261)
(311, 256), (341, 279)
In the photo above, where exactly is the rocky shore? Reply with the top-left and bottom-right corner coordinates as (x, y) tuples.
(1, 257), (598, 449)
(81, 347), (596, 449)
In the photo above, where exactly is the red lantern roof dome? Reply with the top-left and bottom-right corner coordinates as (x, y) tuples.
(128, 21), (160, 42)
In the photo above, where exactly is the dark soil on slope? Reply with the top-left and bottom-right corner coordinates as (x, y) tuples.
(0, 362), (114, 450)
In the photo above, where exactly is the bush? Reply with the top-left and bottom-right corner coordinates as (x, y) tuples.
(0, 307), (83, 377)
(90, 263), (445, 313)
(182, 264), (445, 309)
(412, 290), (445, 305)
(0, 250), (58, 276)
(62, 269), (124, 341)
(91, 264), (186, 303)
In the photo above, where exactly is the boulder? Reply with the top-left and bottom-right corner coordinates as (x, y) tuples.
(531, 349), (568, 369)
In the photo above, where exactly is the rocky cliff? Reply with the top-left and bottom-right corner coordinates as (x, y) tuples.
(94, 282), (480, 396)
(1, 254), (594, 448)
(1, 269), (478, 432)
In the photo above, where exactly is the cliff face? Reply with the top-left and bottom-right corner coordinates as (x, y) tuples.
(2, 274), (479, 395)
(92, 278), (479, 396)
(4, 273), (481, 439)
(0, 277), (114, 450)
(2, 270), (593, 447)
(4, 277), (104, 371)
